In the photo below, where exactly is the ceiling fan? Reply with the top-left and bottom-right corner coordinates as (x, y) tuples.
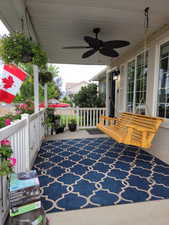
(62, 28), (130, 59)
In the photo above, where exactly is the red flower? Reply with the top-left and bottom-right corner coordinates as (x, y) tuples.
(1, 139), (11, 146)
(7, 158), (16, 167)
(5, 119), (11, 126)
(2, 76), (14, 89)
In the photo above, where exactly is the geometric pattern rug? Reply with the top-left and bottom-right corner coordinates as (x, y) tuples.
(33, 137), (169, 213)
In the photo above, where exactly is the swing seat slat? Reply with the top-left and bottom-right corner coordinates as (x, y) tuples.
(97, 112), (164, 149)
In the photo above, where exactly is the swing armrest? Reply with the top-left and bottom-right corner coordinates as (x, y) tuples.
(99, 116), (118, 125)
(124, 124), (156, 133)
(100, 116), (118, 121)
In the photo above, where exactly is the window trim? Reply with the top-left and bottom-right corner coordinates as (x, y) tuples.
(154, 36), (169, 128)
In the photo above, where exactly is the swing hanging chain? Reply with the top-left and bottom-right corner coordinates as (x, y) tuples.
(21, 17), (24, 34)
(144, 7), (150, 29)
(136, 7), (151, 116)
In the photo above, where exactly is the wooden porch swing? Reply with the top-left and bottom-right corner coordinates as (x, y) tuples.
(97, 7), (164, 149)
(97, 113), (164, 149)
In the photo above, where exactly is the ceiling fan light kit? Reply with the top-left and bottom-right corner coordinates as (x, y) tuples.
(63, 28), (130, 59)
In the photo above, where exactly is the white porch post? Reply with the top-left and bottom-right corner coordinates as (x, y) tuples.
(33, 65), (39, 113)
(106, 68), (110, 117)
(21, 114), (30, 171)
(44, 83), (48, 108)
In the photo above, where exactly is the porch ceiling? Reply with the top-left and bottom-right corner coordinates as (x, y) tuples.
(1, 0), (169, 65)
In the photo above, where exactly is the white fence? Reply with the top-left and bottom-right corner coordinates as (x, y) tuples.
(29, 111), (45, 167)
(55, 107), (106, 129)
(0, 109), (45, 225)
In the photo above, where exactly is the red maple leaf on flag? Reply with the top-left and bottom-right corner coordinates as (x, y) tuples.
(2, 76), (14, 89)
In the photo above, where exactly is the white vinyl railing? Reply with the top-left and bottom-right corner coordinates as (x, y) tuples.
(29, 110), (45, 167)
(0, 109), (45, 225)
(0, 109), (45, 173)
(77, 108), (106, 128)
(55, 107), (106, 129)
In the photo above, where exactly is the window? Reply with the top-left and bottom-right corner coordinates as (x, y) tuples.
(127, 52), (148, 114)
(157, 41), (169, 118)
(127, 60), (135, 112)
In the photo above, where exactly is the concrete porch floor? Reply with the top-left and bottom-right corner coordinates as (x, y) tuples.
(45, 129), (107, 141)
(47, 199), (169, 225)
(44, 129), (169, 225)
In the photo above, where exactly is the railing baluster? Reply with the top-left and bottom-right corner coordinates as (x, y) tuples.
(93, 109), (96, 127)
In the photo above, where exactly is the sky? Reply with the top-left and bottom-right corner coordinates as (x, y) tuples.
(55, 64), (106, 91)
(0, 20), (106, 90)
(0, 20), (9, 36)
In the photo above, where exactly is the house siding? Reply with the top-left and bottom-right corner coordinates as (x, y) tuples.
(112, 24), (169, 164)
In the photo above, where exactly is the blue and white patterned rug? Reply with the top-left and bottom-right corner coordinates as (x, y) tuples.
(33, 137), (169, 213)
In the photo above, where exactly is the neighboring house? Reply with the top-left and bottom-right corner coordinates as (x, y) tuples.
(65, 81), (88, 96)
(90, 68), (107, 97)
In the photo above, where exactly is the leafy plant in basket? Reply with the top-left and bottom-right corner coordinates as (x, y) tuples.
(0, 139), (16, 176)
(68, 119), (77, 132)
(0, 32), (47, 69)
(0, 32), (33, 64)
(59, 121), (66, 133)
(39, 71), (53, 86)
(31, 43), (48, 70)
(43, 108), (55, 135)
(55, 116), (65, 134)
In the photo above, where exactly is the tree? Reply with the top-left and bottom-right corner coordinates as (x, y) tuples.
(14, 64), (62, 102)
(61, 96), (74, 106)
(73, 83), (105, 107)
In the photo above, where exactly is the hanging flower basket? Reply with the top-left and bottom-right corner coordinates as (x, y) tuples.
(0, 32), (33, 64)
(39, 71), (53, 86)
(31, 43), (48, 70)
(0, 32), (47, 69)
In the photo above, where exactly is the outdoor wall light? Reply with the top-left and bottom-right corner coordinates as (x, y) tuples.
(113, 75), (118, 80)
(112, 68), (120, 80)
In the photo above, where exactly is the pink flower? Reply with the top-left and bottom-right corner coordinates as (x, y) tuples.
(1, 139), (11, 146)
(7, 157), (16, 167)
(5, 119), (11, 126)
(19, 104), (28, 109)
(16, 110), (21, 115)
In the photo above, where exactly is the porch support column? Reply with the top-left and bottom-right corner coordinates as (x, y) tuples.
(146, 42), (157, 116)
(33, 65), (39, 113)
(106, 68), (110, 117)
(44, 83), (48, 108)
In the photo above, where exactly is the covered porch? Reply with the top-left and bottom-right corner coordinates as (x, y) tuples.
(1, 0), (169, 225)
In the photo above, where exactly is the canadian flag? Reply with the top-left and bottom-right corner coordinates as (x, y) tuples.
(0, 64), (26, 104)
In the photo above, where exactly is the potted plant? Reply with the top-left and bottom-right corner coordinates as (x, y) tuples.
(53, 115), (61, 134)
(39, 71), (53, 86)
(43, 108), (55, 135)
(31, 43), (47, 70)
(0, 32), (33, 64)
(59, 121), (66, 133)
(0, 32), (47, 69)
(68, 119), (77, 132)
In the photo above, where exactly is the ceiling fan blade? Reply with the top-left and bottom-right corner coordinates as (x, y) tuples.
(99, 48), (119, 57)
(84, 36), (101, 49)
(82, 49), (97, 58)
(62, 46), (90, 49)
(103, 40), (130, 49)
